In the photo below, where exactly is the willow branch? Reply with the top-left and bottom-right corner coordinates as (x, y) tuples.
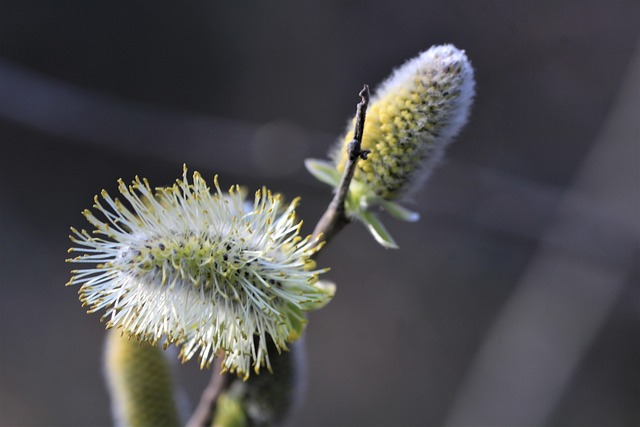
(187, 85), (370, 427)
(185, 357), (232, 427)
(312, 84), (370, 247)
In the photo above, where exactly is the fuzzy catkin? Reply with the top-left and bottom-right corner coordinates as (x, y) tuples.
(104, 330), (180, 427)
(334, 44), (475, 200)
(68, 168), (334, 379)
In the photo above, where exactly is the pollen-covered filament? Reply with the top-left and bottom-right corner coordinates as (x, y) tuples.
(130, 234), (239, 289)
(127, 234), (262, 310)
(114, 218), (323, 323)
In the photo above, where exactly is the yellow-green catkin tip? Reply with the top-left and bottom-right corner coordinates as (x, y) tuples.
(334, 44), (475, 200)
(104, 329), (180, 427)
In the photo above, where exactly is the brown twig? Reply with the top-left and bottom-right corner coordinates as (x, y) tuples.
(185, 356), (232, 427)
(312, 84), (370, 247)
(187, 85), (370, 427)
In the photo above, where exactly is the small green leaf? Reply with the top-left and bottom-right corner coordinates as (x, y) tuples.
(304, 159), (341, 187)
(357, 210), (399, 249)
(379, 200), (420, 222)
(285, 303), (308, 341)
(303, 280), (336, 310)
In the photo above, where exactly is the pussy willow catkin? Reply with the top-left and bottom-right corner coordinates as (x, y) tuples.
(334, 44), (475, 200)
(68, 167), (334, 379)
(104, 330), (180, 427)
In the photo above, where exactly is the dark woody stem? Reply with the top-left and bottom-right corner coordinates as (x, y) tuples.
(312, 84), (370, 249)
(187, 85), (370, 427)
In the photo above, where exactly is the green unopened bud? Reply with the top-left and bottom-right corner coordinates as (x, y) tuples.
(104, 329), (180, 427)
(335, 44), (475, 200)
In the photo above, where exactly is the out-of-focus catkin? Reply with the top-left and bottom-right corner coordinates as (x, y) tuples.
(104, 329), (180, 427)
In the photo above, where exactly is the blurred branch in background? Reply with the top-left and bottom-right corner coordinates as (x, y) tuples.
(445, 47), (639, 426)
(0, 58), (327, 180)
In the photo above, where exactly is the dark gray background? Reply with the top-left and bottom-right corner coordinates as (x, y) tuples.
(1, 1), (638, 426)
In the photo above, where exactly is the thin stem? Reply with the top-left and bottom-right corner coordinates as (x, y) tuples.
(187, 85), (370, 427)
(185, 356), (232, 427)
(312, 84), (370, 248)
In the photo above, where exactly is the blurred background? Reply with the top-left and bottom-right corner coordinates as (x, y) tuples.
(0, 1), (638, 426)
